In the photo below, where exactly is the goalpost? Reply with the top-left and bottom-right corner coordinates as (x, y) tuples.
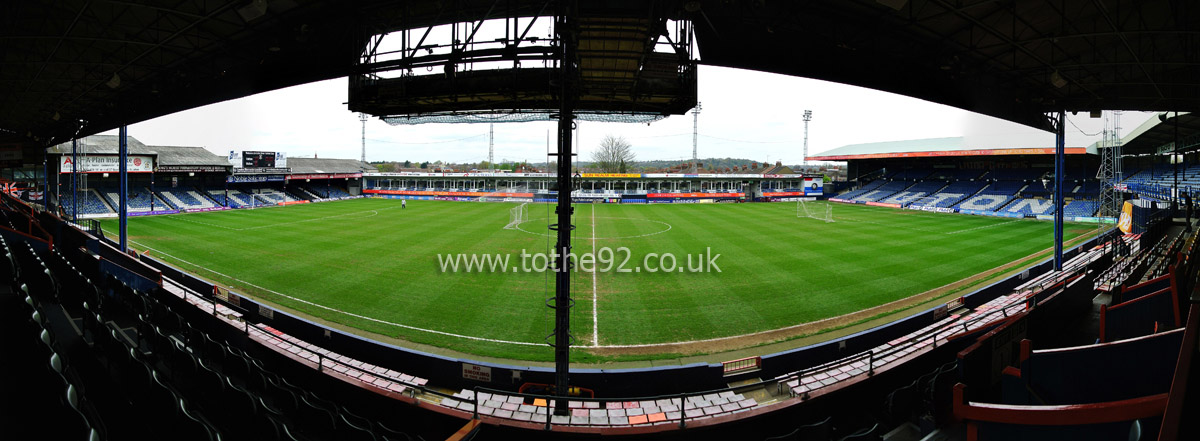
(797, 199), (834, 223)
(503, 202), (528, 229)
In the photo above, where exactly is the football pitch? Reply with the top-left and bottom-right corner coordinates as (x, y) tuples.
(102, 198), (1093, 362)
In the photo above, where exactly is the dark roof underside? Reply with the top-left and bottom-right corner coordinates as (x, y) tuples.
(3, 0), (1199, 156)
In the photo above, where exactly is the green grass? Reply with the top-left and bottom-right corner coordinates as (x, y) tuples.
(102, 198), (1092, 362)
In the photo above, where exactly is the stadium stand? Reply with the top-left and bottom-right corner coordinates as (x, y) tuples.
(1002, 330), (1183, 406)
(1019, 183), (1052, 198)
(950, 223), (1197, 441)
(1073, 181), (1101, 198)
(207, 189), (253, 208)
(954, 194), (1015, 213)
(9, 160), (1200, 440)
(1123, 164), (1200, 201)
(286, 185), (319, 200)
(64, 189), (115, 215)
(954, 314), (1185, 441)
(1101, 286), (1181, 343)
(989, 168), (1046, 181)
(100, 188), (170, 212)
(1062, 199), (1099, 217)
(911, 181), (988, 209)
(880, 180), (946, 206)
(1000, 198), (1056, 216)
(157, 189), (217, 210)
(927, 169), (985, 181)
(835, 166), (1113, 220)
(2, 193), (429, 440)
(834, 179), (886, 201)
(303, 185), (352, 199)
(982, 180), (1026, 195)
(252, 189), (297, 204)
(889, 168), (934, 180)
(853, 180), (911, 202)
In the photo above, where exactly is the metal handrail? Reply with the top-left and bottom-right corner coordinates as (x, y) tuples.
(167, 277), (456, 406)
(149, 238), (1103, 433)
(773, 350), (874, 398)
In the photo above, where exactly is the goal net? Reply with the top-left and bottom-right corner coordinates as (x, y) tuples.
(503, 203), (528, 229)
(797, 199), (834, 223)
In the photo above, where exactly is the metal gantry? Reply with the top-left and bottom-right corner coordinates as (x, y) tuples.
(549, 3), (577, 416)
(691, 102), (701, 174)
(359, 113), (369, 163)
(802, 110), (813, 165)
(1097, 111), (1123, 226)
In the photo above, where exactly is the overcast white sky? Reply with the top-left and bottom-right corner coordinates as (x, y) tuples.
(99, 65), (1154, 166)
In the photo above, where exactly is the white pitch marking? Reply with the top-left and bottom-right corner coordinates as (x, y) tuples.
(514, 216), (672, 240)
(113, 202), (1033, 352)
(591, 204), (599, 346)
(167, 206), (389, 231)
(107, 230), (543, 347)
(944, 219), (1022, 235)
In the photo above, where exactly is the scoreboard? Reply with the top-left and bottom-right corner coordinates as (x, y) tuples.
(242, 151), (276, 168)
(228, 150), (287, 172)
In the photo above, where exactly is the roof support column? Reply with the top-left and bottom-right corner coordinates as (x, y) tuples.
(43, 149), (50, 211)
(1174, 112), (1180, 213)
(119, 125), (128, 252)
(1054, 111), (1065, 271)
(71, 138), (78, 222)
(550, 0), (578, 417)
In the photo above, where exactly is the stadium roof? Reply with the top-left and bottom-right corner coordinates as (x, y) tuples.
(1116, 112), (1200, 156)
(47, 135), (153, 156)
(809, 137), (1094, 162)
(151, 146), (233, 168)
(3, 1), (1200, 153)
(47, 135), (229, 168)
(286, 158), (373, 175)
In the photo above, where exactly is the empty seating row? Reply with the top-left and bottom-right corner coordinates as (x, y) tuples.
(157, 189), (217, 209)
(63, 189), (114, 214)
(951, 229), (1196, 441)
(100, 188), (169, 212)
(879, 180), (948, 206)
(0, 188), (423, 441)
(438, 389), (758, 427)
(913, 181), (988, 208)
(852, 180), (912, 202)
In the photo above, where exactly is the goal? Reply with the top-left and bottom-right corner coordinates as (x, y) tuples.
(504, 203), (528, 229)
(797, 199), (834, 223)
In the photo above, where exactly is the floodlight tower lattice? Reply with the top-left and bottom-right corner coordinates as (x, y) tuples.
(1097, 111), (1123, 226)
(802, 110), (813, 165)
(692, 102), (701, 174)
(489, 123), (495, 171)
(359, 112), (368, 163)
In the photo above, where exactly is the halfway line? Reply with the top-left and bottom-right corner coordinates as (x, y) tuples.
(591, 203), (599, 346)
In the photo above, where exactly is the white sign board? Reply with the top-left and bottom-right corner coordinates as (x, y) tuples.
(60, 155), (154, 173)
(461, 363), (492, 382)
